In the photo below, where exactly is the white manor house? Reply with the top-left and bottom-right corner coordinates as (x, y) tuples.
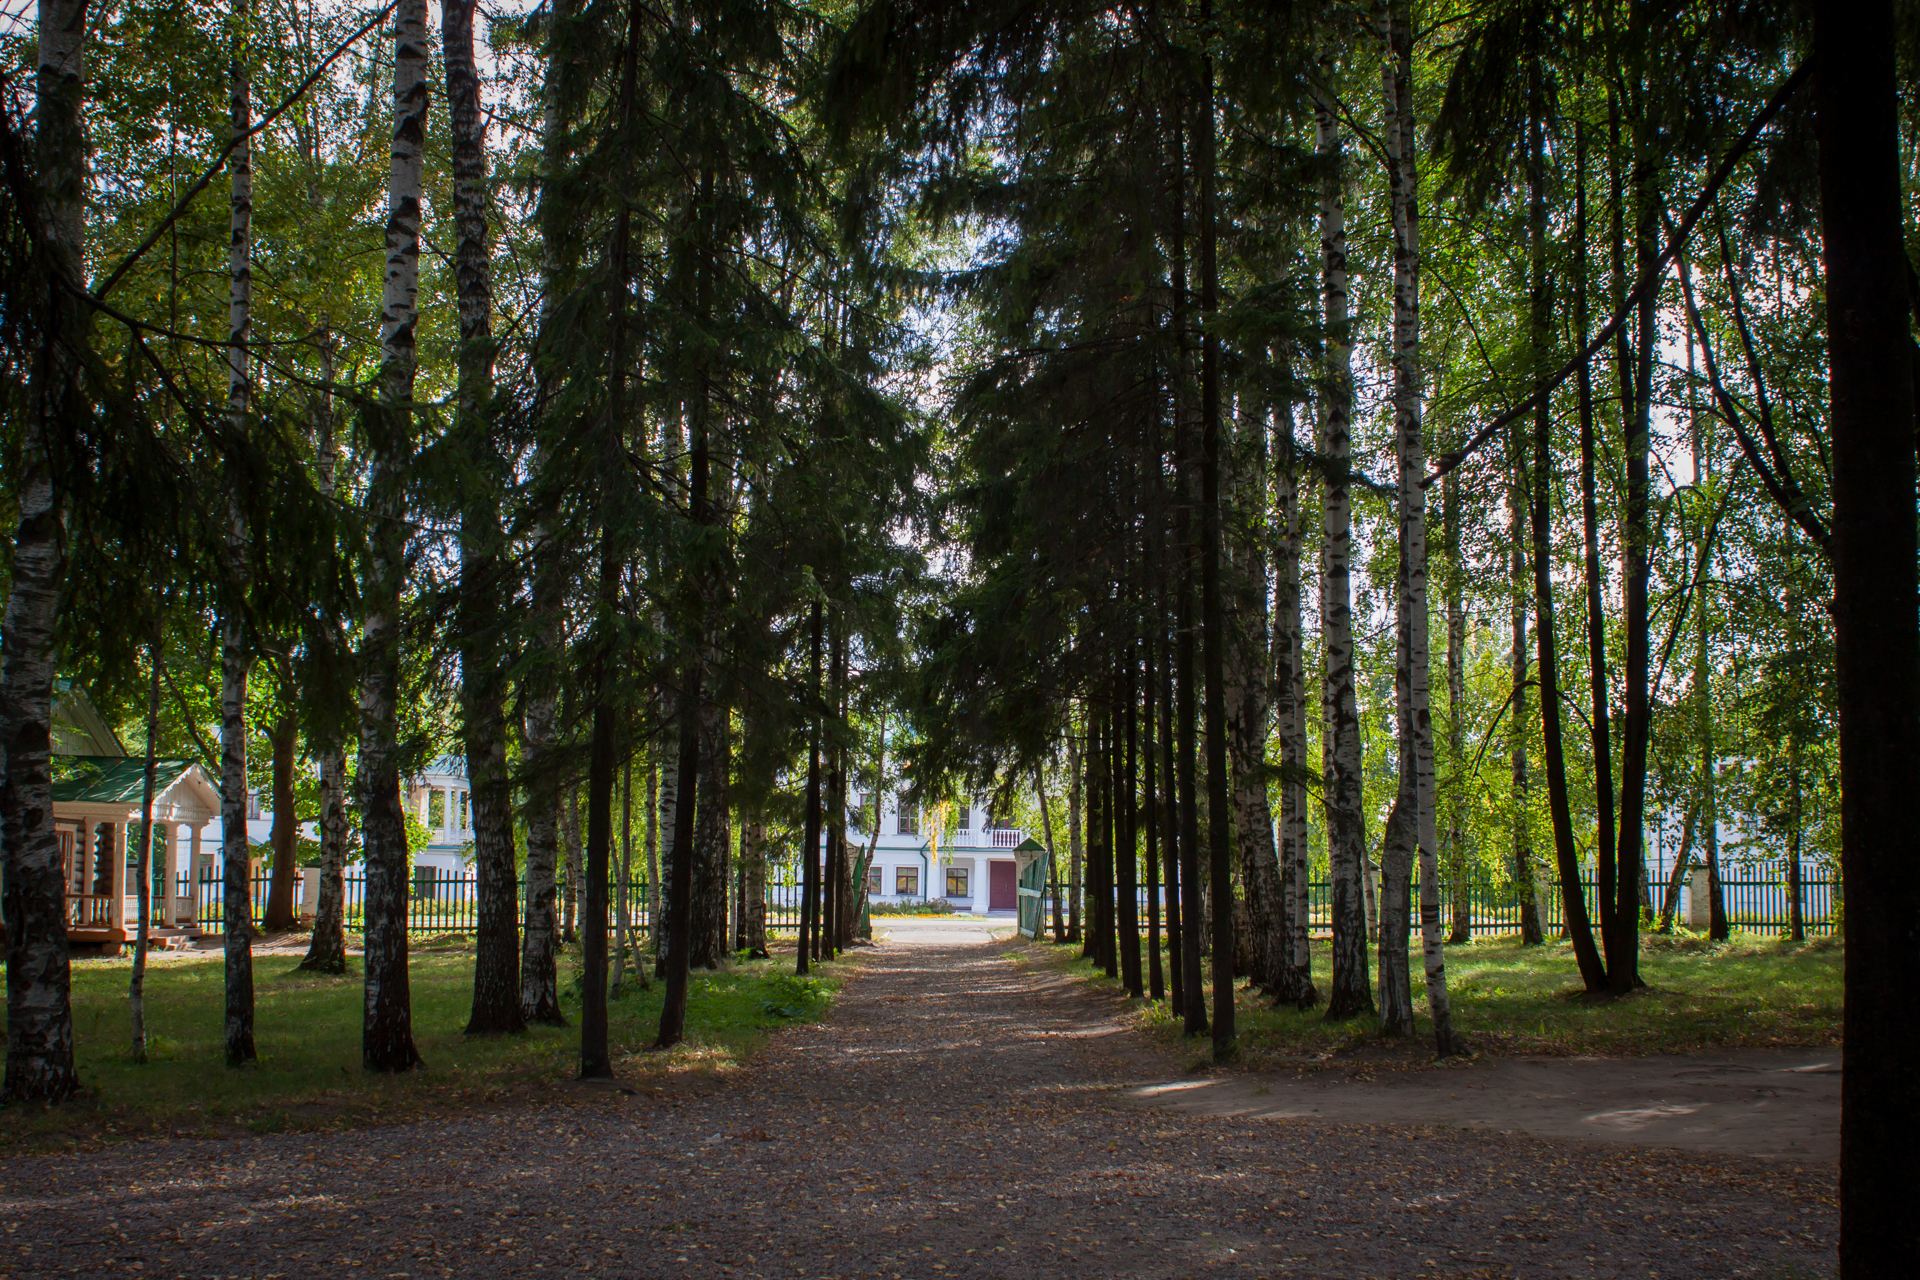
(841, 793), (1037, 917)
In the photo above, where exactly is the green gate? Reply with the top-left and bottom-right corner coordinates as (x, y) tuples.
(1015, 837), (1048, 939)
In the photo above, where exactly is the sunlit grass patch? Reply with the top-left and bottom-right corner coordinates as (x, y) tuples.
(1031, 930), (1840, 1064)
(3, 944), (848, 1152)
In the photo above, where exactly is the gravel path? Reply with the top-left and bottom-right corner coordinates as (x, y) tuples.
(2, 927), (1835, 1278)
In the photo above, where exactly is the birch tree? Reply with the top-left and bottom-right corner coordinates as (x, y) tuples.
(1379, 3), (1461, 1053)
(1314, 86), (1370, 1022)
(360, 0), (429, 1073)
(445, 0), (523, 1037)
(220, 7), (258, 1068)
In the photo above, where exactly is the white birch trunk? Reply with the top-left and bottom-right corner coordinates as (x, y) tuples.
(220, 21), (258, 1066)
(360, 0), (429, 1071)
(2, 0), (88, 1102)
(1380, 2), (1462, 1053)
(1272, 404), (1315, 1006)
(1314, 87), (1371, 1020)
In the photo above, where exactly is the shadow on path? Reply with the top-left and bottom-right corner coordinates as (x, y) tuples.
(0, 926), (1835, 1279)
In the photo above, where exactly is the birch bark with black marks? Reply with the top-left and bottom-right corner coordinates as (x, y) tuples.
(446, 0), (522, 1035)
(1272, 406), (1315, 1006)
(516, 0), (572, 1027)
(1314, 86), (1370, 1020)
(1225, 406), (1282, 997)
(796, 600), (824, 977)
(221, 18), (259, 1067)
(651, 721), (679, 969)
(1381, 3), (1463, 1051)
(360, 0), (429, 1072)
(2, 0), (86, 1102)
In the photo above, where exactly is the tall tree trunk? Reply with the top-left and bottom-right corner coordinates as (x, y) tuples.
(743, 812), (768, 957)
(1117, 641), (1143, 996)
(1442, 468), (1471, 946)
(1093, 701), (1115, 977)
(1, 0), (88, 1109)
(360, 0), (429, 1073)
(1194, 21), (1234, 1058)
(517, 0), (572, 1026)
(1066, 722), (1084, 946)
(646, 760), (661, 949)
(1508, 430), (1542, 947)
(262, 715), (298, 931)
(1272, 407), (1315, 1007)
(1171, 116), (1207, 1038)
(1691, 362), (1728, 944)
(1812, 5), (1920, 1272)
(796, 600), (824, 976)
(447, 0), (522, 1036)
(562, 789), (582, 943)
(1226, 409), (1281, 998)
(1613, 154), (1656, 994)
(1158, 618), (1185, 1014)
(130, 649), (162, 1061)
(1142, 645), (1164, 996)
(221, 18), (259, 1067)
(655, 353), (710, 1048)
(692, 688), (731, 968)
(1656, 801), (1697, 934)
(826, 623), (849, 953)
(1526, 46), (1607, 993)
(301, 331), (349, 975)
(1574, 74), (1618, 982)
(1315, 87), (1371, 1020)
(1382, 4), (1464, 1051)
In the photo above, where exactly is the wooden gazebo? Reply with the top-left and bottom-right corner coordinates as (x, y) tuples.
(50, 756), (220, 952)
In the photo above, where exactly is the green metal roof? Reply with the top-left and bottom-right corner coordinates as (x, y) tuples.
(1014, 836), (1046, 852)
(50, 756), (199, 806)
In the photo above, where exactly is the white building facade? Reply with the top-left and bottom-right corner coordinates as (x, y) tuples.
(842, 793), (1036, 916)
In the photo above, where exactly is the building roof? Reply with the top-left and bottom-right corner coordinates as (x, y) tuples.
(51, 688), (127, 757)
(52, 757), (202, 806)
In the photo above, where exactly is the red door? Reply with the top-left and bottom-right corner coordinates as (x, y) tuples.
(989, 860), (1017, 911)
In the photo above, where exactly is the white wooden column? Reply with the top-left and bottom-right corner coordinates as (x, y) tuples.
(164, 821), (182, 925)
(189, 825), (204, 923)
(112, 820), (129, 934)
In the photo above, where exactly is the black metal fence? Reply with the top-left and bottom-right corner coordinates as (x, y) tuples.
(184, 862), (1834, 940)
(186, 870), (815, 937)
(1049, 866), (1836, 939)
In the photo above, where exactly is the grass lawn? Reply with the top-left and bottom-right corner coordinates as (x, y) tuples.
(3, 940), (847, 1152)
(1038, 930), (1842, 1067)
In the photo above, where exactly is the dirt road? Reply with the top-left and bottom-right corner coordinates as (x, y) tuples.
(0, 922), (1834, 1278)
